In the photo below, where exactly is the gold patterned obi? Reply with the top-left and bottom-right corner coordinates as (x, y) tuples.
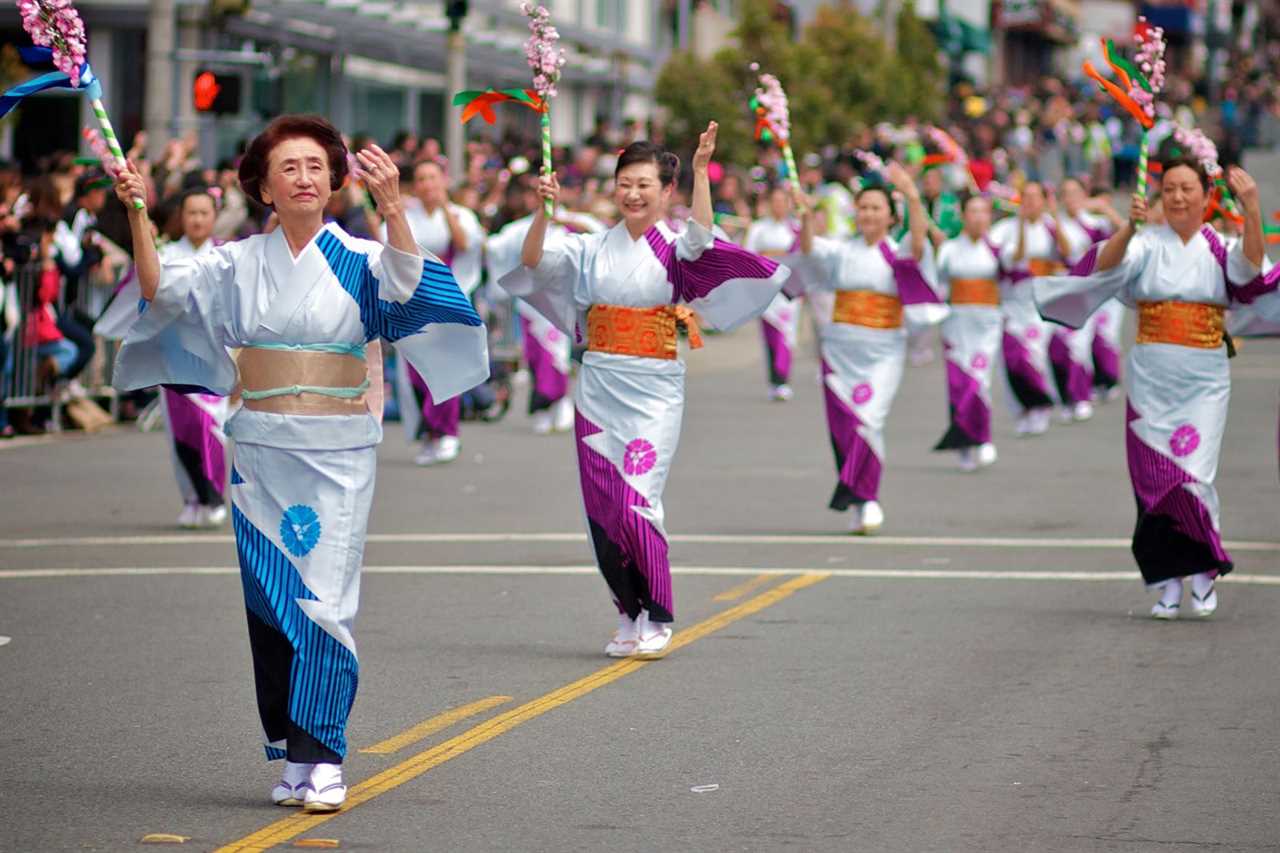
(831, 290), (904, 329)
(949, 278), (1000, 306)
(1028, 258), (1066, 276)
(1136, 301), (1226, 349)
(586, 304), (703, 359)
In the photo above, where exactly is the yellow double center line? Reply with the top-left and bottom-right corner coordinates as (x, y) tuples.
(216, 572), (829, 852)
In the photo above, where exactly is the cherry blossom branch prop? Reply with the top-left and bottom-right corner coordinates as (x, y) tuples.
(925, 125), (979, 193)
(523, 2), (564, 216)
(750, 65), (799, 194)
(1082, 20), (1165, 202)
(10, 0), (141, 209)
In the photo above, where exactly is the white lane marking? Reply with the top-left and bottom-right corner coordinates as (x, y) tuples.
(3, 531), (1279, 552)
(2, 564), (1279, 586)
(0, 636), (10, 646)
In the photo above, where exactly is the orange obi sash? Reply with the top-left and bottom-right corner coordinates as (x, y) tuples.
(831, 290), (904, 329)
(949, 278), (1000, 306)
(586, 304), (704, 360)
(1136, 301), (1225, 349)
(1028, 258), (1066, 276)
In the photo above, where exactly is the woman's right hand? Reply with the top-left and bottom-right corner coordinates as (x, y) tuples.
(114, 160), (147, 214)
(1129, 193), (1147, 227)
(536, 172), (561, 211)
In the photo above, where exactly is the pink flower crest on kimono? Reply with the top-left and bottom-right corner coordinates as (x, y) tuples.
(623, 439), (657, 476)
(545, 328), (562, 343)
(970, 353), (989, 371)
(1096, 312), (1110, 328)
(852, 383), (874, 405)
(1025, 326), (1041, 341)
(1169, 424), (1200, 458)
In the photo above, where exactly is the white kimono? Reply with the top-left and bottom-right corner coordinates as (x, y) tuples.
(389, 202), (486, 441)
(155, 237), (230, 511)
(990, 215), (1063, 414)
(114, 221), (487, 763)
(744, 217), (802, 388)
(486, 212), (604, 414)
(1034, 223), (1273, 584)
(934, 233), (1003, 450)
(799, 234), (945, 510)
(501, 218), (788, 623)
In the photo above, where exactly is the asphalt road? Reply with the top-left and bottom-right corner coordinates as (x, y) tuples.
(4, 312), (1280, 852)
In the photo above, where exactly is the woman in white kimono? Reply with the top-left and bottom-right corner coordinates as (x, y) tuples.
(989, 182), (1072, 435)
(111, 116), (487, 810)
(744, 185), (801, 401)
(158, 187), (231, 528)
(933, 195), (1002, 471)
(1060, 178), (1126, 401)
(1034, 158), (1271, 619)
(388, 158), (485, 465)
(486, 186), (605, 434)
(794, 163), (947, 534)
(505, 123), (788, 659)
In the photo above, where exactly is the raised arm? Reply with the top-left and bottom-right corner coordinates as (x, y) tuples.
(689, 121), (718, 231)
(886, 162), (926, 261)
(115, 160), (161, 301)
(794, 186), (815, 255)
(358, 144), (417, 259)
(521, 172), (559, 269)
(1095, 194), (1145, 273)
(1229, 167), (1265, 270)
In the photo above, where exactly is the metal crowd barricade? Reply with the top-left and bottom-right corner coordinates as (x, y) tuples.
(4, 259), (123, 430)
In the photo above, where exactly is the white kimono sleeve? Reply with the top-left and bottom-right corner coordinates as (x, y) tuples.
(1033, 232), (1148, 329)
(498, 231), (586, 338)
(113, 243), (240, 395)
(369, 242), (490, 403)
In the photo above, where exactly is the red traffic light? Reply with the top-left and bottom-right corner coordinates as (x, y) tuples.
(194, 71), (221, 112)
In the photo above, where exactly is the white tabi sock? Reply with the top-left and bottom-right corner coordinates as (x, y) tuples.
(616, 612), (639, 641)
(282, 760), (312, 786)
(1157, 578), (1183, 607)
(1190, 572), (1215, 599)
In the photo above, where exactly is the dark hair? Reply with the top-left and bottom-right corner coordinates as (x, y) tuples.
(1160, 156), (1211, 192)
(615, 141), (679, 187)
(855, 184), (898, 225)
(238, 114), (348, 206)
(178, 186), (217, 212)
(959, 192), (989, 213)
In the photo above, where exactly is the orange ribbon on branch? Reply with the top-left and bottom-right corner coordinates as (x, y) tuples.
(452, 88), (546, 125)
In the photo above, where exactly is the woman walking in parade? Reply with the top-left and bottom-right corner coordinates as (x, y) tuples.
(112, 115), (488, 810)
(1034, 157), (1272, 619)
(793, 162), (947, 534)
(504, 122), (789, 659)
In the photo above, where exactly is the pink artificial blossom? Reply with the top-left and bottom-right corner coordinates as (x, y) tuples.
(754, 72), (790, 141)
(1172, 124), (1222, 177)
(19, 0), (88, 86)
(1131, 18), (1167, 122)
(522, 1), (564, 101)
(854, 149), (886, 176)
(81, 127), (119, 177)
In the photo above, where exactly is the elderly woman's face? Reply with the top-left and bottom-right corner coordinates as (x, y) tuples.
(260, 136), (332, 219)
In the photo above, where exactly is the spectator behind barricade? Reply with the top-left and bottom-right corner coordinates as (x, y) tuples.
(0, 195), (21, 438)
(23, 224), (78, 392)
(213, 159), (250, 240)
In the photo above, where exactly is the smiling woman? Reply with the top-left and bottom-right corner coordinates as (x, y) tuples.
(1034, 158), (1276, 620)
(502, 122), (791, 660)
(108, 114), (489, 814)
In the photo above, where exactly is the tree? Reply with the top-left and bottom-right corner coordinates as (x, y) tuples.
(655, 0), (944, 168)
